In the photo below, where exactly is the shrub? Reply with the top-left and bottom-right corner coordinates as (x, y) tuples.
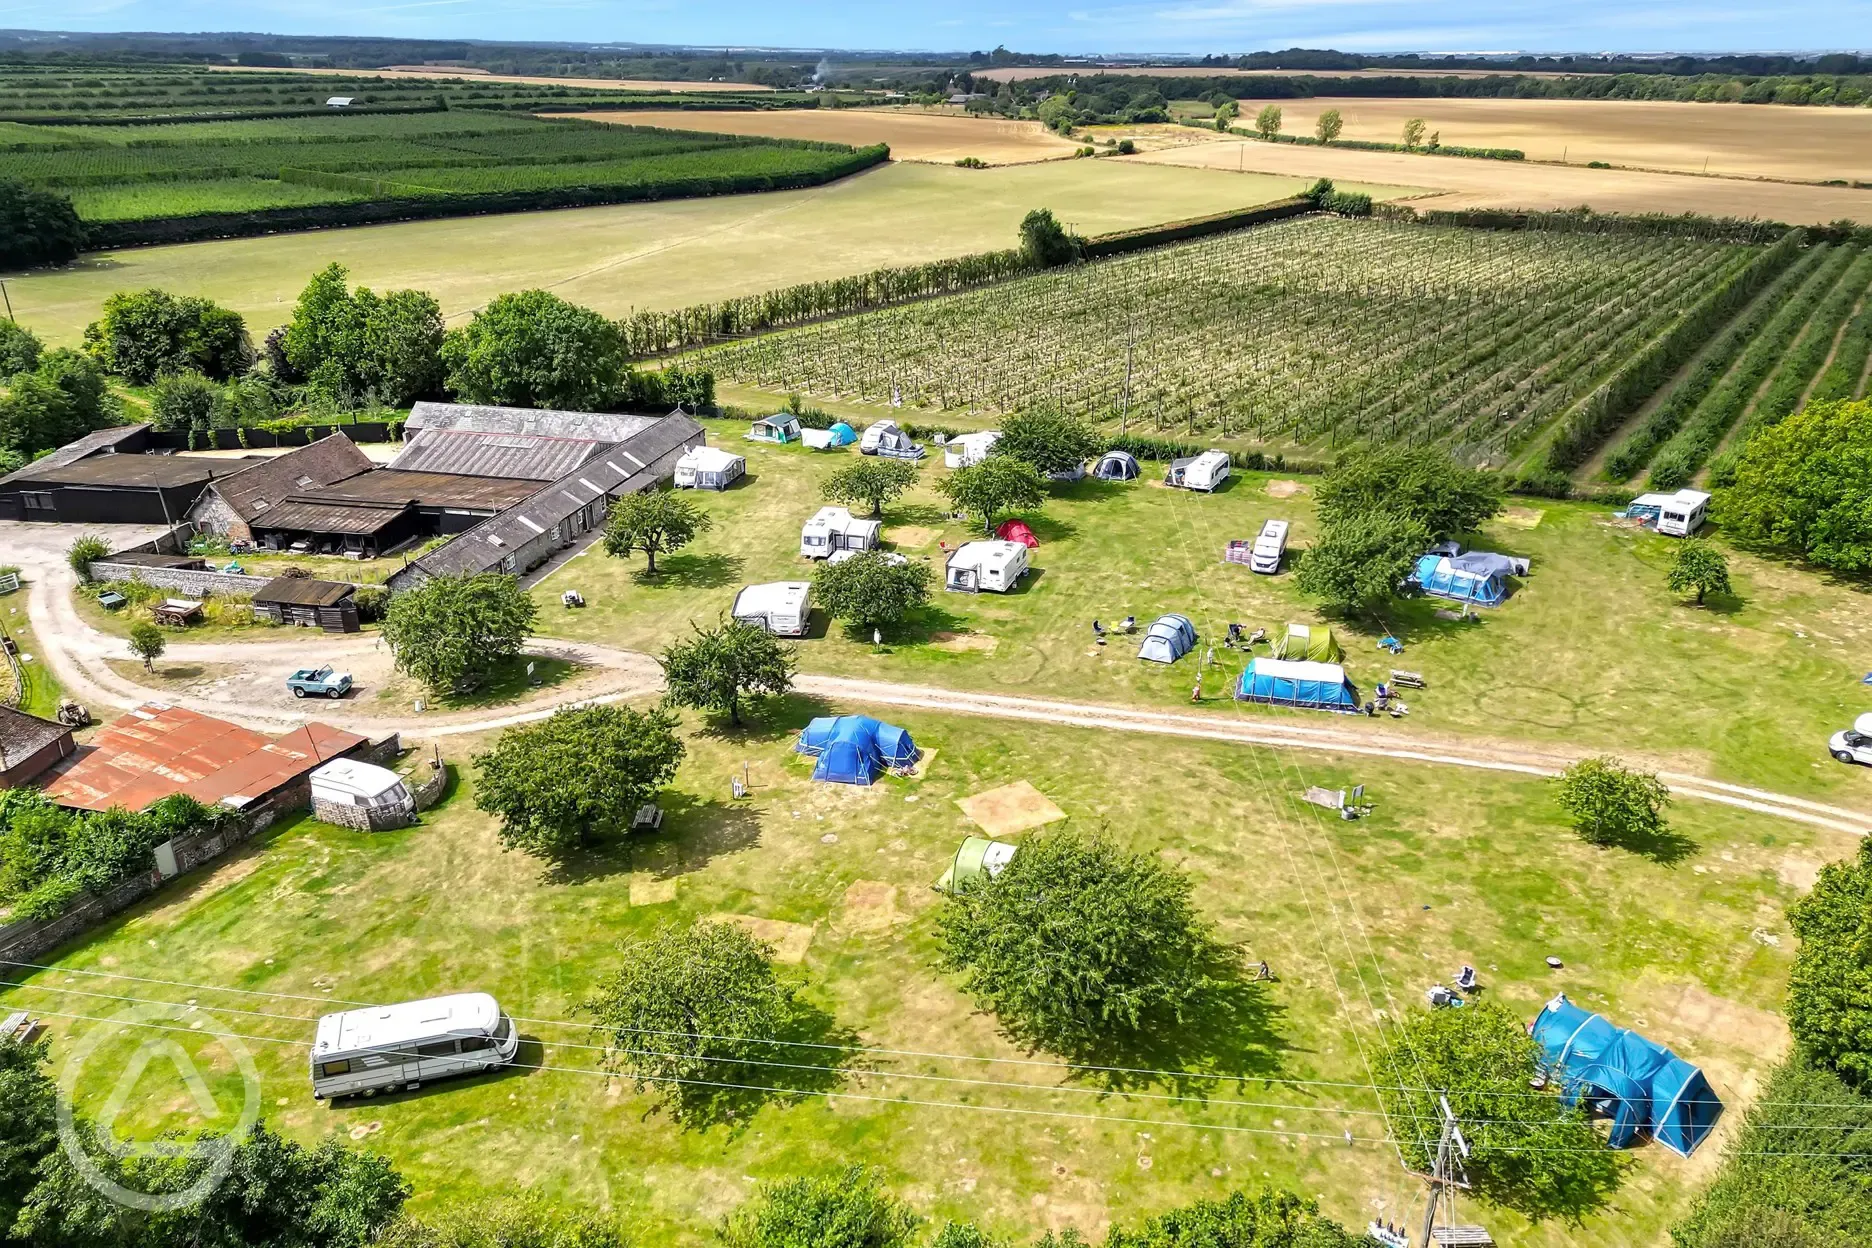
(65, 534), (108, 582)
(351, 585), (388, 623)
(0, 179), (84, 270)
(0, 321), (43, 379)
(148, 370), (221, 433)
(82, 288), (250, 384)
(722, 1167), (918, 1248)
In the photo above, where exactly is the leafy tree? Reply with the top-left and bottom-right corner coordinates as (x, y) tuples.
(283, 264), (445, 407)
(127, 620), (166, 672)
(937, 826), (1227, 1057)
(474, 704), (684, 857)
(1553, 756), (1673, 851)
(0, 1035), (57, 1238)
(1253, 104), (1283, 140)
(83, 289), (249, 384)
(930, 1225), (1006, 1248)
(0, 321), (42, 378)
(0, 362), (112, 459)
(584, 920), (799, 1121)
(379, 1194), (627, 1248)
(822, 457), (918, 517)
(149, 370), (221, 433)
(721, 1167), (918, 1248)
(1375, 1003), (1621, 1219)
(659, 619), (795, 727)
(1105, 1188), (1363, 1248)
(1402, 117), (1428, 147)
(602, 488), (713, 574)
(381, 572), (537, 694)
(815, 551), (931, 634)
(938, 456), (1046, 533)
(1316, 108), (1344, 143)
(1295, 508), (1429, 617)
(441, 289), (625, 410)
(1018, 209), (1081, 268)
(0, 180), (84, 271)
(1315, 445), (1503, 539)
(1666, 539), (1733, 605)
(1789, 839), (1872, 1082)
(1213, 100), (1238, 131)
(1718, 398), (1872, 572)
(994, 409), (1101, 479)
(66, 533), (108, 581)
(1036, 95), (1074, 132)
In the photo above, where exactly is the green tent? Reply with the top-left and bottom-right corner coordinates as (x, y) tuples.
(934, 836), (1018, 892)
(1271, 623), (1343, 664)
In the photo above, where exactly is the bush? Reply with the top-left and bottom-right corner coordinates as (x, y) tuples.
(1105, 1188), (1363, 1248)
(1018, 208), (1082, 268)
(351, 585), (388, 623)
(722, 1168), (918, 1248)
(148, 370), (221, 433)
(65, 534), (108, 582)
(82, 288), (250, 384)
(0, 179), (84, 270)
(0, 321), (43, 379)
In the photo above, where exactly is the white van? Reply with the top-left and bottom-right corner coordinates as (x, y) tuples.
(311, 992), (517, 1100)
(1832, 713), (1872, 767)
(1251, 519), (1289, 574)
(1165, 450), (1231, 493)
(800, 506), (882, 559)
(946, 540), (1029, 593)
(733, 581), (813, 636)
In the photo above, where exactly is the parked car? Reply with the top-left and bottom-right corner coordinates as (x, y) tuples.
(288, 664), (353, 699)
(1831, 713), (1872, 766)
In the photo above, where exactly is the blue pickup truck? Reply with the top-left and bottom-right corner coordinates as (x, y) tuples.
(287, 665), (352, 699)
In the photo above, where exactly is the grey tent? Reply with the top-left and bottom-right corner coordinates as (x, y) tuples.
(1137, 613), (1197, 664)
(1093, 451), (1140, 481)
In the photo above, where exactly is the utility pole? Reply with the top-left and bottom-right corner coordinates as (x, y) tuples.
(1416, 1095), (1490, 1248)
(0, 281), (13, 323)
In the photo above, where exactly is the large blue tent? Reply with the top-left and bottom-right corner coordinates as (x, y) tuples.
(1529, 994), (1723, 1157)
(1234, 658), (1360, 712)
(1410, 550), (1518, 607)
(795, 715), (920, 785)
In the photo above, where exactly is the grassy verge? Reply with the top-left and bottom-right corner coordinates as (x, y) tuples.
(369, 655), (583, 712)
(0, 580), (62, 720)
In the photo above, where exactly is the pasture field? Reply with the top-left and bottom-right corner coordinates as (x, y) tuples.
(1272, 97), (1872, 183)
(210, 64), (775, 93)
(1, 703), (1839, 1247)
(7, 161), (1421, 346)
(534, 425), (1872, 803)
(582, 106), (1082, 164)
(685, 216), (1762, 468)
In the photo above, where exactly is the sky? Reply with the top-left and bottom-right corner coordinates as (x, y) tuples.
(5, 0), (1869, 56)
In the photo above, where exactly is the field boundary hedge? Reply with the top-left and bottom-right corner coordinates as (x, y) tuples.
(1081, 197), (1315, 256)
(1214, 125), (1524, 161)
(5, 103), (447, 128)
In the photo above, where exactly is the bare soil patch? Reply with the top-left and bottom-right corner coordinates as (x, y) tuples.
(1778, 854), (1826, 892)
(835, 880), (908, 934)
(957, 780), (1067, 837)
(886, 525), (940, 549)
(1265, 479), (1306, 498)
(628, 877), (678, 906)
(931, 632), (998, 654)
(709, 913), (815, 963)
(1497, 506), (1546, 529)
(578, 108), (1081, 165)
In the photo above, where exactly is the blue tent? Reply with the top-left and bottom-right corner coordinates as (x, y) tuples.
(1530, 994), (1723, 1157)
(1234, 658), (1360, 712)
(1137, 614), (1197, 664)
(827, 422), (858, 445)
(795, 715), (919, 785)
(1410, 552), (1511, 607)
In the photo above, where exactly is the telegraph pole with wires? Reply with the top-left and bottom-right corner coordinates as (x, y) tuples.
(1407, 1096), (1492, 1248)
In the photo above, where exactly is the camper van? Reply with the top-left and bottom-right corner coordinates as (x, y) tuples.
(1165, 450), (1231, 493)
(310, 992), (518, 1100)
(945, 540), (1029, 593)
(732, 582), (813, 636)
(1251, 519), (1289, 574)
(800, 507), (882, 559)
(1627, 489), (1710, 537)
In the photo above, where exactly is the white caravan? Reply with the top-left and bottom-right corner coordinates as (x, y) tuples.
(1629, 489), (1710, 537)
(1832, 713), (1872, 767)
(800, 506), (882, 559)
(1251, 519), (1290, 574)
(311, 992), (517, 1100)
(1165, 450), (1231, 493)
(942, 431), (1001, 469)
(672, 446), (746, 490)
(732, 581), (813, 636)
(946, 540), (1029, 593)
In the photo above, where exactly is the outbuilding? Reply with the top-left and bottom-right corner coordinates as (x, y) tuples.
(1137, 613), (1197, 664)
(1093, 450), (1140, 481)
(1165, 450), (1231, 493)
(310, 758), (415, 831)
(732, 582), (813, 636)
(945, 540), (1028, 593)
(943, 431), (1001, 468)
(1234, 658), (1359, 711)
(673, 446), (746, 491)
(0, 707), (75, 788)
(800, 506), (881, 559)
(252, 577), (360, 633)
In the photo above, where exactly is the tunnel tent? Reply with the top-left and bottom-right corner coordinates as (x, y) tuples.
(796, 715), (920, 785)
(1234, 658), (1360, 712)
(1411, 552), (1510, 607)
(1271, 622), (1342, 664)
(1529, 993), (1723, 1157)
(1137, 613), (1197, 664)
(1093, 450), (1140, 481)
(934, 835), (1018, 892)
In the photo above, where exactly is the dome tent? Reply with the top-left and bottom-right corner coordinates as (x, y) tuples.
(1530, 993), (1722, 1157)
(1093, 450), (1140, 481)
(934, 836), (1017, 891)
(795, 715), (919, 785)
(996, 520), (1039, 548)
(1137, 613), (1197, 664)
(1270, 623), (1342, 663)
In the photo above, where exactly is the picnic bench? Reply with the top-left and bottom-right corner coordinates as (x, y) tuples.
(153, 598), (204, 627)
(632, 804), (663, 832)
(1, 1011), (42, 1046)
(1389, 669), (1426, 689)
(1431, 1228), (1494, 1246)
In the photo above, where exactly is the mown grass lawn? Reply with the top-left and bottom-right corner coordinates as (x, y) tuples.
(532, 420), (1872, 802)
(5, 704), (1842, 1247)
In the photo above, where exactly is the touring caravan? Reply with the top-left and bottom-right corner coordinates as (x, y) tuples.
(1628, 489), (1710, 537)
(310, 992), (518, 1100)
(800, 506), (882, 559)
(945, 540), (1029, 593)
(1165, 450), (1231, 493)
(1251, 519), (1289, 574)
(673, 446), (746, 490)
(943, 431), (1001, 469)
(732, 582), (813, 636)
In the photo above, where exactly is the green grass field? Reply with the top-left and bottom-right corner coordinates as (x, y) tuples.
(1, 702), (1838, 1247)
(532, 422), (1872, 802)
(6, 160), (1424, 347)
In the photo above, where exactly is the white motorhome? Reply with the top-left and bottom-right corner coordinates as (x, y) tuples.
(1629, 489), (1710, 537)
(310, 992), (517, 1100)
(1832, 712), (1872, 767)
(732, 581), (813, 636)
(946, 540), (1029, 593)
(942, 431), (1001, 469)
(1251, 519), (1289, 574)
(1165, 450), (1231, 493)
(800, 506), (881, 559)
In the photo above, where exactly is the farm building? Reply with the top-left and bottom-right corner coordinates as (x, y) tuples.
(747, 413), (801, 444)
(801, 422), (857, 450)
(251, 577), (360, 632)
(860, 420), (924, 459)
(796, 715), (919, 785)
(1137, 613), (1197, 663)
(186, 435), (375, 544)
(1530, 993), (1723, 1156)
(1093, 450), (1140, 481)
(731, 582), (813, 636)
(673, 446), (745, 490)
(935, 836), (1017, 892)
(800, 507), (881, 559)
(1234, 659), (1359, 711)
(1411, 548), (1525, 607)
(0, 707), (75, 788)
(1270, 623), (1342, 663)
(943, 431), (1001, 468)
(0, 426), (223, 525)
(396, 403), (662, 481)
(44, 703), (366, 813)
(945, 540), (1028, 592)
(1164, 450), (1231, 492)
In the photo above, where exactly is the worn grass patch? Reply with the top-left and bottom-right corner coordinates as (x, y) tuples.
(956, 780), (1067, 837)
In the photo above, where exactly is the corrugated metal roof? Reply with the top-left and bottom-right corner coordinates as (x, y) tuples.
(0, 425), (149, 486)
(407, 402), (656, 444)
(207, 435), (374, 522)
(0, 707), (70, 769)
(386, 429), (607, 482)
(317, 469), (539, 511)
(11, 454), (220, 490)
(252, 577), (356, 607)
(250, 498), (407, 535)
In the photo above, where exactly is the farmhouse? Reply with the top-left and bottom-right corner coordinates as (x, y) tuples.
(0, 707), (75, 788)
(0, 426), (222, 525)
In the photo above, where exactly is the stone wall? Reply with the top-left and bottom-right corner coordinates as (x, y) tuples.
(88, 562), (276, 598)
(410, 760), (449, 812)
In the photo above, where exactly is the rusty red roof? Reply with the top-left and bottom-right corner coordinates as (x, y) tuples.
(44, 704), (365, 813)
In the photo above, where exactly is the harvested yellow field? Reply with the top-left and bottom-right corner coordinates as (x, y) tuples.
(208, 64), (770, 92)
(1136, 138), (1872, 224)
(972, 66), (1582, 82)
(581, 106), (1081, 164)
(1275, 97), (1872, 182)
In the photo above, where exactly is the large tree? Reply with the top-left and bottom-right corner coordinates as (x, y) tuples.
(1315, 108), (1344, 143)
(1018, 209), (1081, 268)
(1253, 103), (1283, 140)
(1719, 398), (1872, 572)
(602, 489), (712, 574)
(1105, 1188), (1362, 1248)
(1374, 1003), (1621, 1219)
(1789, 839), (1872, 1083)
(814, 552), (931, 635)
(1295, 508), (1429, 617)
(282, 264), (445, 406)
(659, 619), (795, 727)
(822, 457), (918, 517)
(583, 919), (799, 1121)
(1315, 445), (1503, 540)
(0, 1036), (57, 1239)
(721, 1168), (919, 1248)
(1553, 756), (1673, 851)
(994, 410), (1102, 479)
(937, 827), (1226, 1057)
(938, 456), (1046, 534)
(0, 351), (116, 459)
(0, 322), (42, 379)
(440, 289), (625, 410)
(0, 180), (84, 271)
(381, 572), (537, 694)
(473, 704), (684, 856)
(1666, 539), (1733, 605)
(83, 288), (249, 384)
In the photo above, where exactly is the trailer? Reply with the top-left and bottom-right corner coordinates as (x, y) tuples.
(945, 540), (1029, 593)
(800, 506), (882, 559)
(1250, 519), (1289, 573)
(1165, 450), (1231, 492)
(732, 582), (814, 637)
